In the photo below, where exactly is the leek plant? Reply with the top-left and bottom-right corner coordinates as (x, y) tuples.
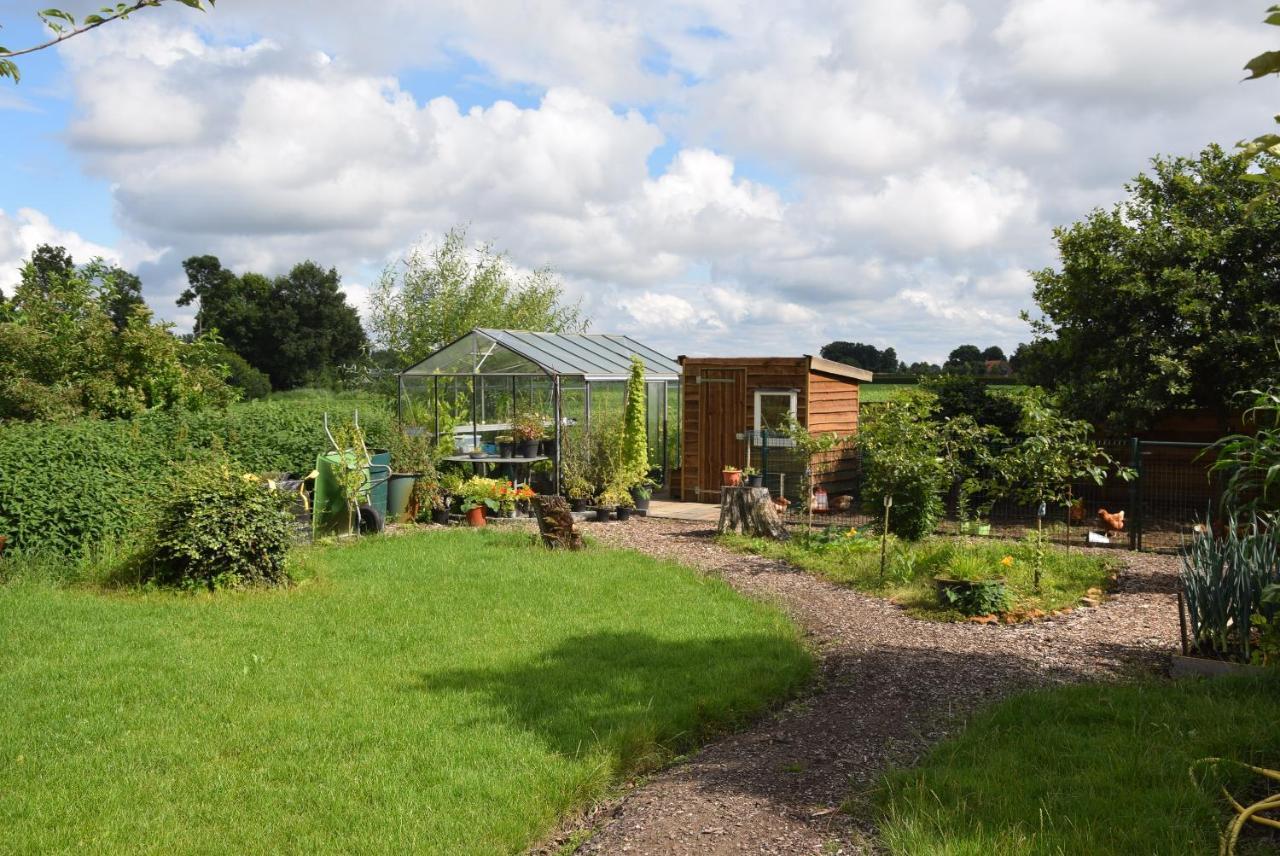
(1180, 515), (1280, 662)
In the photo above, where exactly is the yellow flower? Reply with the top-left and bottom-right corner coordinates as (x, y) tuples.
(1000, 555), (1014, 567)
(845, 528), (858, 537)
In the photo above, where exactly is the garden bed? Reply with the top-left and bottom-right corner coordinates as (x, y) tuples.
(0, 529), (810, 853)
(718, 528), (1117, 622)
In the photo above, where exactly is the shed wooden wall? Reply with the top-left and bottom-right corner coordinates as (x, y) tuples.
(679, 357), (861, 501)
(808, 368), (860, 495)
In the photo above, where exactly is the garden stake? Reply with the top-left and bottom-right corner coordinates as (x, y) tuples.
(879, 494), (893, 581)
(1035, 500), (1046, 592)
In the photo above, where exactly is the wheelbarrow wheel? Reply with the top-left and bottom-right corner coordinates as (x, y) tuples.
(357, 503), (384, 535)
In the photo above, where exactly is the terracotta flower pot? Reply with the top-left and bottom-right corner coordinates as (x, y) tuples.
(466, 507), (487, 527)
(723, 470), (742, 487)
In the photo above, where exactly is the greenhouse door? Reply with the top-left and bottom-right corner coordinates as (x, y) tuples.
(697, 367), (746, 500)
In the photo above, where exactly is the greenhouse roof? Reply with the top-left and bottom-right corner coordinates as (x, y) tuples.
(399, 328), (681, 380)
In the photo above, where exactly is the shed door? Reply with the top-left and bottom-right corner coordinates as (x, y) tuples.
(697, 367), (746, 500)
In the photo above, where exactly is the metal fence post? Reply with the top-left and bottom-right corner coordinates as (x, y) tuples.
(1136, 437), (1146, 550)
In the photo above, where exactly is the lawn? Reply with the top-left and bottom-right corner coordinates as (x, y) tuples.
(874, 675), (1280, 855)
(0, 529), (811, 854)
(719, 530), (1115, 620)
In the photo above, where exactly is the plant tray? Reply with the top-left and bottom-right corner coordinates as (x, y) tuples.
(1170, 654), (1267, 679)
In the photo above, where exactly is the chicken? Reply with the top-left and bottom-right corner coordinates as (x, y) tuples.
(1096, 508), (1125, 533)
(772, 496), (791, 513)
(1068, 498), (1086, 524)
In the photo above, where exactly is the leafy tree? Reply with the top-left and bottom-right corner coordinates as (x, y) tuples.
(906, 361), (942, 375)
(857, 389), (947, 541)
(922, 374), (1022, 439)
(819, 341), (901, 373)
(981, 345), (1005, 362)
(1, 2), (213, 83)
(619, 355), (649, 489)
(0, 245), (234, 421)
(369, 226), (586, 366)
(259, 261), (367, 389)
(178, 256), (366, 390)
(944, 345), (983, 374)
(1021, 144), (1280, 431)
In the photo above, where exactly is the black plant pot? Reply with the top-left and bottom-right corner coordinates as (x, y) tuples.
(594, 506), (615, 522)
(498, 441), (515, 458)
(616, 507), (632, 522)
(746, 474), (763, 488)
(519, 439), (541, 458)
(570, 498), (589, 513)
(431, 508), (451, 526)
(630, 488), (651, 515)
(540, 438), (556, 458)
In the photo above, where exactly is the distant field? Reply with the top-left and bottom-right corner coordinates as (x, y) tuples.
(861, 383), (1027, 403)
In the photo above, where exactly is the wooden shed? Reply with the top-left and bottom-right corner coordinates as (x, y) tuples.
(677, 355), (871, 503)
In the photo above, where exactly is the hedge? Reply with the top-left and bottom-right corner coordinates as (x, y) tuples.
(0, 396), (391, 558)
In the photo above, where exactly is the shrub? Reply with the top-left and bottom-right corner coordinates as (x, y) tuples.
(146, 465), (294, 590)
(0, 395), (391, 557)
(858, 390), (946, 540)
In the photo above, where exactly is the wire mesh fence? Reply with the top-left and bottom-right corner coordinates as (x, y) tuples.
(769, 437), (1217, 553)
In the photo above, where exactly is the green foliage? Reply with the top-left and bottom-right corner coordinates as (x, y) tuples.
(722, 533), (1110, 622)
(1, 2), (214, 84)
(1211, 383), (1280, 517)
(876, 676), (1280, 855)
(0, 395), (391, 557)
(367, 225), (586, 366)
(856, 390), (946, 540)
(1021, 144), (1280, 430)
(146, 463), (293, 590)
(213, 344), (272, 400)
(620, 355), (648, 487)
(178, 256), (367, 390)
(938, 578), (1010, 617)
(1180, 514), (1280, 663)
(0, 244), (235, 421)
(819, 341), (902, 373)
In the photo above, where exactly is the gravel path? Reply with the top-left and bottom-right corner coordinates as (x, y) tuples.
(539, 517), (1181, 856)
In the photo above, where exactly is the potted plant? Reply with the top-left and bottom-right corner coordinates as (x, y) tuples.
(614, 488), (637, 522)
(565, 476), (593, 512)
(595, 486), (630, 522)
(743, 466), (763, 488)
(722, 466), (742, 487)
(459, 476), (500, 527)
(495, 434), (515, 458)
(630, 477), (654, 516)
(512, 412), (545, 458)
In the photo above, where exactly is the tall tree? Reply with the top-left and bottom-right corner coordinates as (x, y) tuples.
(1021, 144), (1280, 430)
(819, 341), (901, 373)
(1, 2), (214, 83)
(980, 345), (1005, 362)
(944, 344), (983, 374)
(178, 256), (366, 390)
(368, 226), (586, 366)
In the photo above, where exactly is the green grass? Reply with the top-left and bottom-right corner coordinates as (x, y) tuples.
(861, 383), (1028, 403)
(0, 529), (811, 854)
(719, 531), (1114, 620)
(874, 675), (1280, 855)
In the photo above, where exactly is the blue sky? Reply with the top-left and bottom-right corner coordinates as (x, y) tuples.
(0, 1), (1273, 361)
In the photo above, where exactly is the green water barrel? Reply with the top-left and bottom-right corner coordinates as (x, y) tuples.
(368, 448), (391, 518)
(387, 473), (420, 523)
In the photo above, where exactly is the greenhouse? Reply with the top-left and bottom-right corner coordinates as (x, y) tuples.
(397, 328), (682, 494)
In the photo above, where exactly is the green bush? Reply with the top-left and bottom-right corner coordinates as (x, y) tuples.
(146, 465), (294, 590)
(0, 395), (391, 557)
(858, 390), (947, 541)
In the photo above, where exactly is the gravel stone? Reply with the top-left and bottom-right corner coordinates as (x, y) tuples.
(532, 518), (1181, 855)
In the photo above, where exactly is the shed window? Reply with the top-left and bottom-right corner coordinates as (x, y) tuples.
(754, 389), (798, 435)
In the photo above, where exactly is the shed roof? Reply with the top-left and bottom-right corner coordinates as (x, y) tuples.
(399, 328), (682, 380)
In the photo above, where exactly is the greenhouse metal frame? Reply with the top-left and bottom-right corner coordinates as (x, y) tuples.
(396, 328), (682, 494)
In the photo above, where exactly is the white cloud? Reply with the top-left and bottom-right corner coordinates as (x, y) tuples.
(0, 208), (122, 292)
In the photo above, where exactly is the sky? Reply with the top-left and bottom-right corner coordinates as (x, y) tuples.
(0, 0), (1275, 363)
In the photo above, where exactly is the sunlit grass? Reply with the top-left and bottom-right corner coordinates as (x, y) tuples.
(874, 676), (1280, 855)
(0, 529), (810, 854)
(719, 531), (1114, 619)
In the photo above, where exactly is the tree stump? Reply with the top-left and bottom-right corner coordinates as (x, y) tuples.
(532, 495), (584, 550)
(718, 486), (789, 540)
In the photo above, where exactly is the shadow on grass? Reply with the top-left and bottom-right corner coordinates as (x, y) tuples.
(419, 630), (811, 771)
